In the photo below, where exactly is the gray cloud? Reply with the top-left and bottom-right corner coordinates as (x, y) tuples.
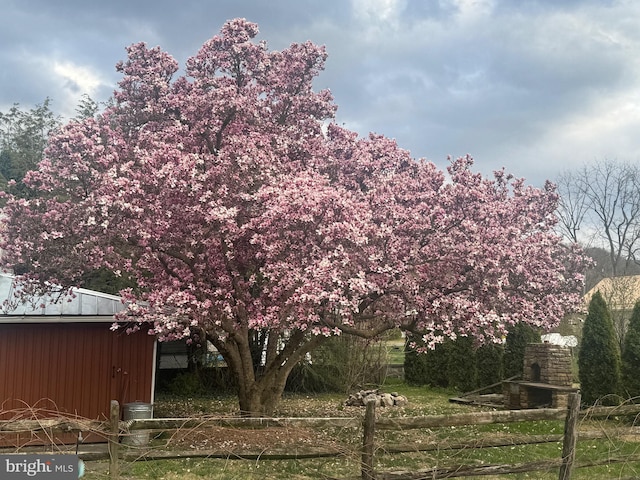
(2, 0), (640, 186)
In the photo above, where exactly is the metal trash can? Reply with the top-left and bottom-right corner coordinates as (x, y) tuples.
(122, 402), (153, 446)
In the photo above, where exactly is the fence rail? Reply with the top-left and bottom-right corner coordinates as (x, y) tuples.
(1, 394), (640, 479)
(363, 393), (584, 480)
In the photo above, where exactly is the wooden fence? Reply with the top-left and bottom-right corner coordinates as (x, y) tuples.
(362, 393), (582, 480)
(360, 394), (640, 479)
(2, 394), (640, 479)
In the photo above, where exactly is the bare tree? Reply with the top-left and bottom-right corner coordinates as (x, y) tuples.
(587, 161), (640, 276)
(556, 167), (590, 244)
(556, 159), (640, 277)
(557, 159), (640, 344)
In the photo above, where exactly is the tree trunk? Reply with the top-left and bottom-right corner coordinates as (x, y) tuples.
(234, 360), (295, 417)
(211, 328), (328, 416)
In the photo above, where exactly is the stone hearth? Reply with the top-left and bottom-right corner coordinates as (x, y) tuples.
(503, 343), (577, 409)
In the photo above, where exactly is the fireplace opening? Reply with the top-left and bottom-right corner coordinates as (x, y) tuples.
(531, 363), (541, 382)
(528, 386), (553, 408)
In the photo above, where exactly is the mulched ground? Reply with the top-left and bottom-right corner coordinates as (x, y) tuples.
(147, 395), (368, 455)
(164, 424), (324, 452)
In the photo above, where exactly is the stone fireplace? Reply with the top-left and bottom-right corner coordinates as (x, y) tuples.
(503, 343), (577, 409)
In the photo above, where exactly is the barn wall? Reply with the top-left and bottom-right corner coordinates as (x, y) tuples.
(0, 322), (155, 421)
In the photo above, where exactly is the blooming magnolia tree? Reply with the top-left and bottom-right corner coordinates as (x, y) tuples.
(1, 19), (588, 415)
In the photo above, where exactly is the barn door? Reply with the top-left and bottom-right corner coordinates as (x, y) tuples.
(110, 327), (155, 408)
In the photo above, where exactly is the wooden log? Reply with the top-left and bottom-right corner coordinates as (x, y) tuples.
(379, 429), (611, 455)
(81, 434), (640, 465)
(574, 453), (640, 468)
(381, 434), (564, 454)
(455, 375), (520, 398)
(0, 419), (105, 433)
(362, 400), (376, 480)
(77, 451), (112, 462)
(558, 392), (580, 480)
(375, 408), (567, 430)
(580, 403), (640, 419)
(448, 398), (505, 408)
(126, 416), (360, 431)
(119, 445), (347, 461)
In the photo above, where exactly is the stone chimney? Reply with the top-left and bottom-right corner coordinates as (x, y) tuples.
(522, 343), (573, 387)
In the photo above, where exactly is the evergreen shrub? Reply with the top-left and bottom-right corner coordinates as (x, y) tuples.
(476, 342), (504, 391)
(404, 335), (450, 387)
(503, 323), (540, 379)
(447, 336), (477, 392)
(578, 291), (622, 406)
(621, 300), (640, 399)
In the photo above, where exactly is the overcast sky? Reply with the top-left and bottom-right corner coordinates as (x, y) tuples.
(2, 0), (639, 186)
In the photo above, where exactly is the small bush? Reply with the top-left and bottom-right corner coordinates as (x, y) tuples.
(286, 335), (388, 393)
(166, 371), (206, 396)
(156, 366), (236, 396)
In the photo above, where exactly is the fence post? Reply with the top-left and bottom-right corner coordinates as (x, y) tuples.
(558, 392), (580, 480)
(109, 400), (120, 480)
(362, 399), (376, 480)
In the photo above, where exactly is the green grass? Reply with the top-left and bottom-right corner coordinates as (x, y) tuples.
(132, 458), (360, 480)
(79, 381), (640, 479)
(386, 340), (405, 364)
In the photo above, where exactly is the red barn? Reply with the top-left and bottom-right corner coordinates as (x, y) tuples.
(0, 274), (156, 443)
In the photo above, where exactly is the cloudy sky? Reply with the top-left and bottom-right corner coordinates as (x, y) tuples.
(2, 0), (639, 186)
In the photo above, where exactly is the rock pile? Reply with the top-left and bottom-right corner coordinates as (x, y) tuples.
(345, 389), (408, 407)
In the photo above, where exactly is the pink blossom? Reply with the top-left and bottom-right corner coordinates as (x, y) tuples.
(0, 18), (590, 413)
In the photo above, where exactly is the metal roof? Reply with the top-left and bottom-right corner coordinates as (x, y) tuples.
(0, 273), (125, 317)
